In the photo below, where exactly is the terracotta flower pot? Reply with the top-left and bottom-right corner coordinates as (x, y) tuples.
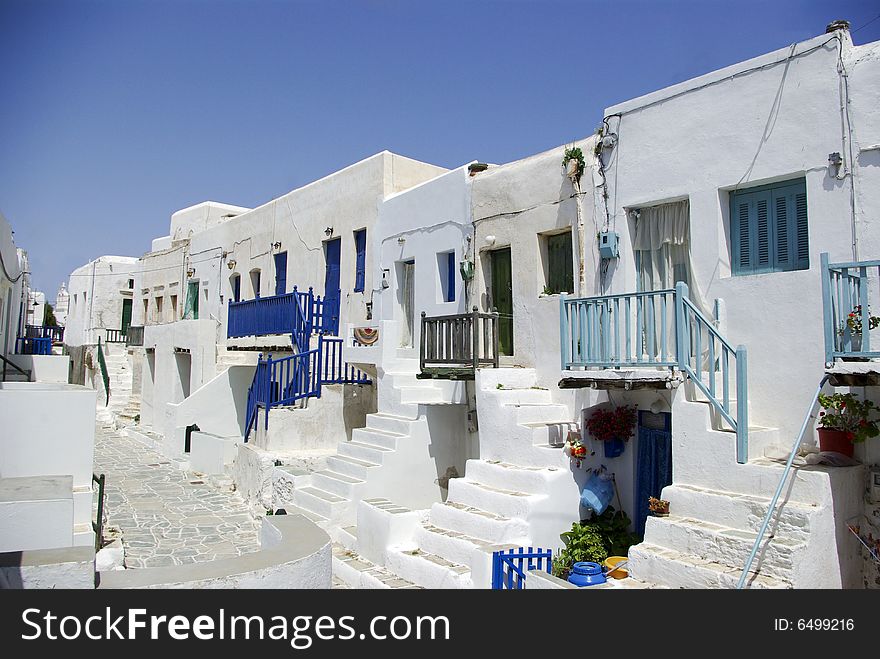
(817, 428), (855, 457)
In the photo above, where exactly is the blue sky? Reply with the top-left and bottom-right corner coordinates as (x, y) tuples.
(2, 0), (879, 295)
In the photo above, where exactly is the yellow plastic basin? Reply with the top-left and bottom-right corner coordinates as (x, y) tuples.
(604, 556), (629, 579)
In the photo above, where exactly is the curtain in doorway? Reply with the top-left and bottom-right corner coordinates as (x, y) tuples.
(399, 262), (415, 348)
(631, 200), (713, 364)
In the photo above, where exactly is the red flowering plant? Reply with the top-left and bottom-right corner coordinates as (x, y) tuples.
(840, 304), (880, 335)
(585, 405), (638, 442)
(817, 393), (880, 443)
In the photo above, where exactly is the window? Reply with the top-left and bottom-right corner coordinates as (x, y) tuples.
(354, 229), (366, 293)
(730, 178), (808, 275)
(437, 250), (456, 303)
(250, 269), (261, 298)
(542, 231), (574, 295)
(230, 274), (241, 302)
(143, 298), (149, 323)
(155, 296), (163, 322)
(170, 294), (178, 320)
(184, 281), (199, 320)
(127, 278), (134, 289)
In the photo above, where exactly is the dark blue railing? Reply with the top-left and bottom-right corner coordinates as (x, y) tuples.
(491, 547), (553, 589)
(16, 337), (52, 355)
(25, 325), (64, 342)
(319, 336), (371, 385)
(228, 286), (339, 347)
(245, 348), (322, 440)
(244, 336), (371, 441)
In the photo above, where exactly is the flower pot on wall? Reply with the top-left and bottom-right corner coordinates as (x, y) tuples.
(603, 438), (625, 458)
(817, 428), (855, 458)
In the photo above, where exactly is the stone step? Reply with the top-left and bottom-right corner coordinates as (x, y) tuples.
(511, 403), (572, 425)
(478, 368), (537, 391)
(489, 389), (553, 405)
(311, 470), (365, 498)
(643, 514), (806, 582)
(326, 454), (381, 480)
(662, 483), (816, 542)
(333, 525), (358, 552)
(415, 522), (522, 568)
(464, 460), (561, 495)
(292, 486), (352, 524)
(275, 504), (327, 525)
(430, 501), (529, 544)
(365, 412), (414, 435)
(337, 440), (393, 464)
(628, 542), (791, 589)
(332, 544), (422, 589)
(351, 427), (404, 450)
(398, 386), (444, 404)
(385, 547), (472, 589)
(446, 479), (539, 520)
(524, 421), (578, 448)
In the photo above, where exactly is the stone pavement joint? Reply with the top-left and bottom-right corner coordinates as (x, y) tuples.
(94, 423), (261, 569)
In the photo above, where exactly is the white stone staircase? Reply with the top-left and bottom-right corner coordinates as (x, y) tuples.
(274, 358), (465, 534)
(95, 346), (134, 426)
(366, 367), (584, 589)
(627, 384), (865, 589)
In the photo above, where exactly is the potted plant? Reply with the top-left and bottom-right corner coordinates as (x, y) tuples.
(816, 392), (880, 458)
(838, 304), (880, 353)
(562, 145), (586, 184)
(648, 496), (669, 517)
(585, 405), (637, 458)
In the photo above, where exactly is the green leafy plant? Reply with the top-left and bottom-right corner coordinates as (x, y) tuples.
(562, 146), (585, 184)
(552, 508), (640, 578)
(817, 392), (880, 443)
(542, 284), (553, 296)
(840, 304), (880, 335)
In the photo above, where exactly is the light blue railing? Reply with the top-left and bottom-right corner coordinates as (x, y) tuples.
(561, 281), (749, 463)
(16, 336), (52, 355)
(821, 252), (880, 363)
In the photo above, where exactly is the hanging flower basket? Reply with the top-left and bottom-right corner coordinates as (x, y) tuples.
(604, 438), (626, 458)
(585, 405), (637, 459)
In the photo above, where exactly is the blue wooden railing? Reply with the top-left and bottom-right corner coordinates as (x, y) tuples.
(228, 286), (339, 347)
(561, 281), (749, 463)
(25, 325), (64, 342)
(243, 336), (372, 440)
(821, 252), (880, 363)
(319, 335), (371, 385)
(491, 547), (552, 589)
(16, 336), (52, 355)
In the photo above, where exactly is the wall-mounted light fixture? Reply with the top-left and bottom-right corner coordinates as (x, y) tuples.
(485, 235), (496, 245)
(272, 241), (282, 250)
(187, 268), (195, 278)
(381, 269), (390, 289)
(227, 259), (237, 270)
(325, 227), (334, 237)
(397, 236), (406, 246)
(829, 152), (843, 178)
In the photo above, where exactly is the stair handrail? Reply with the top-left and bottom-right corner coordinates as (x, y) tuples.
(736, 374), (830, 589)
(97, 337), (110, 406)
(675, 281), (749, 464)
(0, 351), (30, 381)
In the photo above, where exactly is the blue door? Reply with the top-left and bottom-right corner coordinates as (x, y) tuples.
(635, 411), (672, 536)
(274, 252), (288, 296)
(323, 238), (341, 334)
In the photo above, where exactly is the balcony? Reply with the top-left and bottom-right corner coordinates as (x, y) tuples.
(25, 325), (64, 343)
(126, 326), (145, 347)
(16, 337), (52, 356)
(821, 253), (880, 384)
(418, 307), (499, 379)
(559, 283), (748, 463)
(227, 287), (338, 349)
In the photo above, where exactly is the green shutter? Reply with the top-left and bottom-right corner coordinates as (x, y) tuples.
(547, 232), (574, 294)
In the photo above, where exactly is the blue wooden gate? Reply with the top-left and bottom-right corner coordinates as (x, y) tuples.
(274, 251), (288, 296)
(491, 547), (552, 589)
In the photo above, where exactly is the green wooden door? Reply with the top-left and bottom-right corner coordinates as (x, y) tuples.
(121, 299), (132, 333)
(491, 248), (513, 356)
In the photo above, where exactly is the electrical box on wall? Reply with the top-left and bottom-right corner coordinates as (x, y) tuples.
(869, 467), (880, 504)
(598, 231), (619, 259)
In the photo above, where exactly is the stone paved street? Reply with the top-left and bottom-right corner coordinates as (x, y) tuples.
(94, 422), (261, 568)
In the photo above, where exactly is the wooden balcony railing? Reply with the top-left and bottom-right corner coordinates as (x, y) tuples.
(419, 307), (499, 378)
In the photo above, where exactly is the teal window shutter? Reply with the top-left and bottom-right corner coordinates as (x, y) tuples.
(730, 178), (808, 275)
(546, 232), (574, 294)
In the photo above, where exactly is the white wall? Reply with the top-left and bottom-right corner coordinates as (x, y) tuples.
(0, 383), (97, 530)
(599, 30), (880, 442)
(65, 255), (139, 346)
(0, 211), (28, 363)
(9, 354), (70, 383)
